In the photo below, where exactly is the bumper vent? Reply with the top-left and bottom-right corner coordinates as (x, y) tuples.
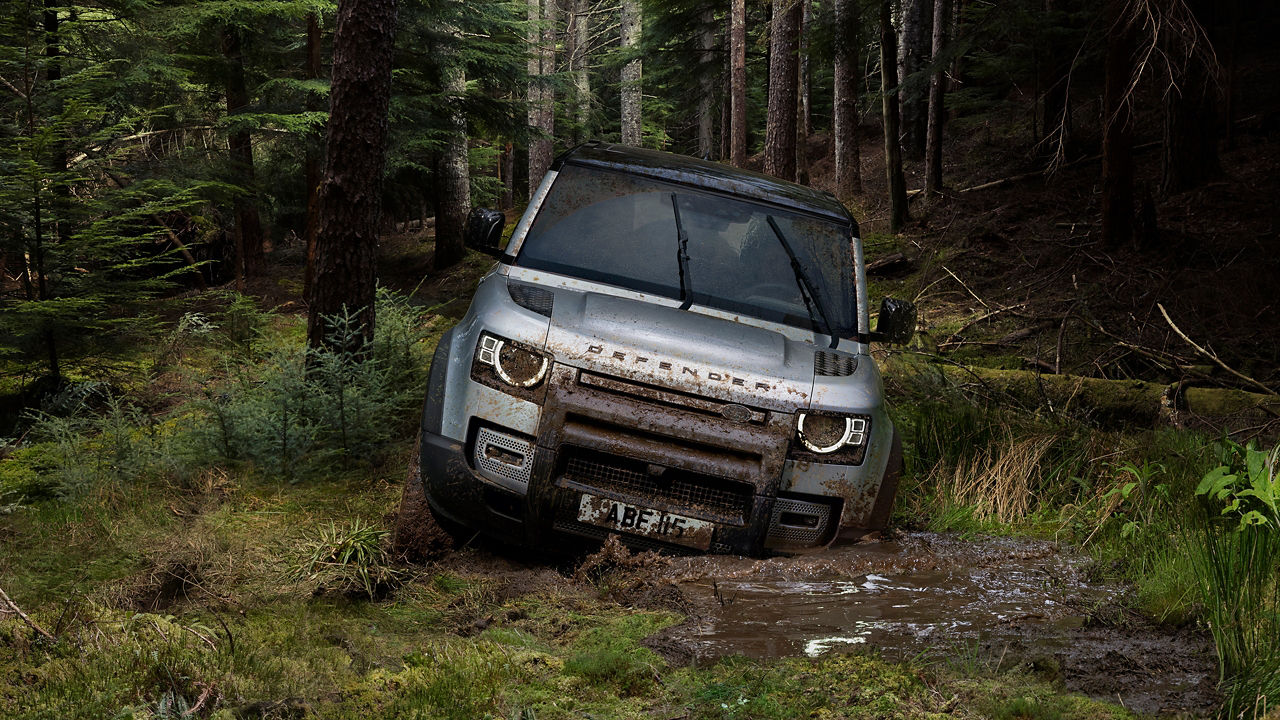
(473, 427), (534, 491)
(814, 351), (857, 377)
(508, 282), (554, 318)
(766, 495), (835, 549)
(561, 448), (752, 524)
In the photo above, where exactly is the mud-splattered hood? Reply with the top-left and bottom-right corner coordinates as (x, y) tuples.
(542, 290), (819, 413)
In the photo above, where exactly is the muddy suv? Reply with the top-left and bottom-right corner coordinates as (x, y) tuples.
(413, 142), (915, 556)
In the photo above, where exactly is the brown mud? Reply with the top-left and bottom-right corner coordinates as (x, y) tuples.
(417, 532), (1216, 715)
(651, 532), (1217, 716)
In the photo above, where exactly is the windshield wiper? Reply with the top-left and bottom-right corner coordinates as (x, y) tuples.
(671, 193), (693, 310)
(765, 216), (838, 348)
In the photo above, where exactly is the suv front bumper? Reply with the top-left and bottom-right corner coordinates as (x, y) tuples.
(421, 363), (896, 556)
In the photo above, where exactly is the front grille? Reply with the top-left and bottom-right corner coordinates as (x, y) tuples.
(561, 448), (752, 524)
(578, 372), (767, 424)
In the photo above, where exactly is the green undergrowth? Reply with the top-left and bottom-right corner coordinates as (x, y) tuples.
(0, 289), (1147, 719)
(0, 573), (1135, 720)
(883, 350), (1280, 718)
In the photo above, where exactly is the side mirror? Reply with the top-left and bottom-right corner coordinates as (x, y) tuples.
(465, 207), (506, 257)
(871, 297), (916, 345)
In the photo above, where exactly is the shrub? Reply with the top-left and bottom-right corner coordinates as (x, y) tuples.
(1192, 442), (1280, 719)
(289, 519), (403, 599)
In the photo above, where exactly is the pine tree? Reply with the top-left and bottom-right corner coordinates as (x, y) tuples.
(763, 0), (800, 181)
(880, 0), (908, 232)
(307, 0), (399, 351)
(620, 0), (643, 146)
(833, 0), (862, 201)
(0, 0), (226, 379)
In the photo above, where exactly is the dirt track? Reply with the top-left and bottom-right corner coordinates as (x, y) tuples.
(431, 532), (1217, 716)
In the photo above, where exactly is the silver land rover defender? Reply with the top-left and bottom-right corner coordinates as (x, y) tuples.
(413, 142), (915, 556)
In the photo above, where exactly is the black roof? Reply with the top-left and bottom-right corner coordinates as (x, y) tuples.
(553, 142), (857, 228)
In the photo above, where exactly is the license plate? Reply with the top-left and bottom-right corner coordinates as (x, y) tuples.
(576, 493), (714, 550)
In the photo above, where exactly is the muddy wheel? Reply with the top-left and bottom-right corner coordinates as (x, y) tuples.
(391, 439), (454, 563)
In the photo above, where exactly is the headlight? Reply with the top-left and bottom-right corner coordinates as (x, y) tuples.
(793, 412), (870, 462)
(474, 332), (549, 389)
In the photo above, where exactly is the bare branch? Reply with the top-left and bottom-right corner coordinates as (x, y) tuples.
(0, 585), (56, 641)
(1158, 303), (1278, 398)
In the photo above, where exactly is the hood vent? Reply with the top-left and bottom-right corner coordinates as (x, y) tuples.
(508, 282), (554, 318)
(814, 350), (857, 377)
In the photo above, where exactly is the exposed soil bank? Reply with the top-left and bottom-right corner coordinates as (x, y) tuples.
(647, 533), (1218, 716)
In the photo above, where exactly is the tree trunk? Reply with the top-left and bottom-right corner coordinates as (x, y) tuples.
(1160, 0), (1219, 196)
(880, 0), (908, 232)
(730, 0), (747, 167)
(923, 0), (948, 204)
(434, 44), (469, 271)
(304, 11), (323, 296)
(572, 0), (591, 142)
(223, 27), (265, 288)
(620, 0), (642, 146)
(796, 0), (811, 184)
(500, 141), (515, 209)
(527, 0), (554, 195)
(697, 9), (715, 159)
(306, 0), (398, 351)
(833, 0), (862, 201)
(898, 0), (931, 159)
(539, 0), (557, 172)
(763, 0), (800, 181)
(1040, 0), (1072, 159)
(1101, 0), (1134, 248)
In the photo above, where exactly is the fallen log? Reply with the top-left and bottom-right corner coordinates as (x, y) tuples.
(867, 252), (913, 276)
(910, 362), (1280, 428)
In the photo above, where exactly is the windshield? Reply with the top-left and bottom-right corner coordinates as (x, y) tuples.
(514, 165), (858, 337)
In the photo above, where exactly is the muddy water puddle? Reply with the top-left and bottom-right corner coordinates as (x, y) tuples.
(654, 532), (1217, 715)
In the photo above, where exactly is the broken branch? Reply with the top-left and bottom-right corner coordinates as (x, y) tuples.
(0, 585), (56, 641)
(1158, 303), (1278, 397)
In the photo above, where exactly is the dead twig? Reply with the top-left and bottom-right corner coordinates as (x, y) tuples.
(939, 303), (1027, 347)
(0, 585), (56, 641)
(940, 265), (990, 309)
(181, 623), (218, 651)
(1158, 303), (1278, 397)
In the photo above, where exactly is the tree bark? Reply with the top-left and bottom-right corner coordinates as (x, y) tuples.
(898, 0), (931, 159)
(880, 0), (908, 232)
(306, 0), (398, 351)
(1040, 0), (1072, 158)
(223, 27), (265, 288)
(923, 0), (949, 204)
(796, 0), (811, 184)
(304, 11), (323, 296)
(620, 0), (642, 146)
(500, 141), (515, 209)
(833, 0), (862, 201)
(433, 39), (469, 271)
(571, 0), (591, 142)
(527, 0), (554, 195)
(1160, 0), (1219, 196)
(697, 9), (715, 159)
(730, 0), (747, 167)
(1101, 0), (1134, 248)
(763, 0), (800, 181)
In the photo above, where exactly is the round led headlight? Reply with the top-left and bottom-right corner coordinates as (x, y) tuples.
(797, 413), (853, 453)
(491, 338), (549, 388)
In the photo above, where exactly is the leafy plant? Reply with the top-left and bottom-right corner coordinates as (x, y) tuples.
(1192, 442), (1280, 719)
(290, 519), (403, 599)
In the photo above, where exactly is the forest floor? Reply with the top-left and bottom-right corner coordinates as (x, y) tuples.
(4, 122), (1280, 717)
